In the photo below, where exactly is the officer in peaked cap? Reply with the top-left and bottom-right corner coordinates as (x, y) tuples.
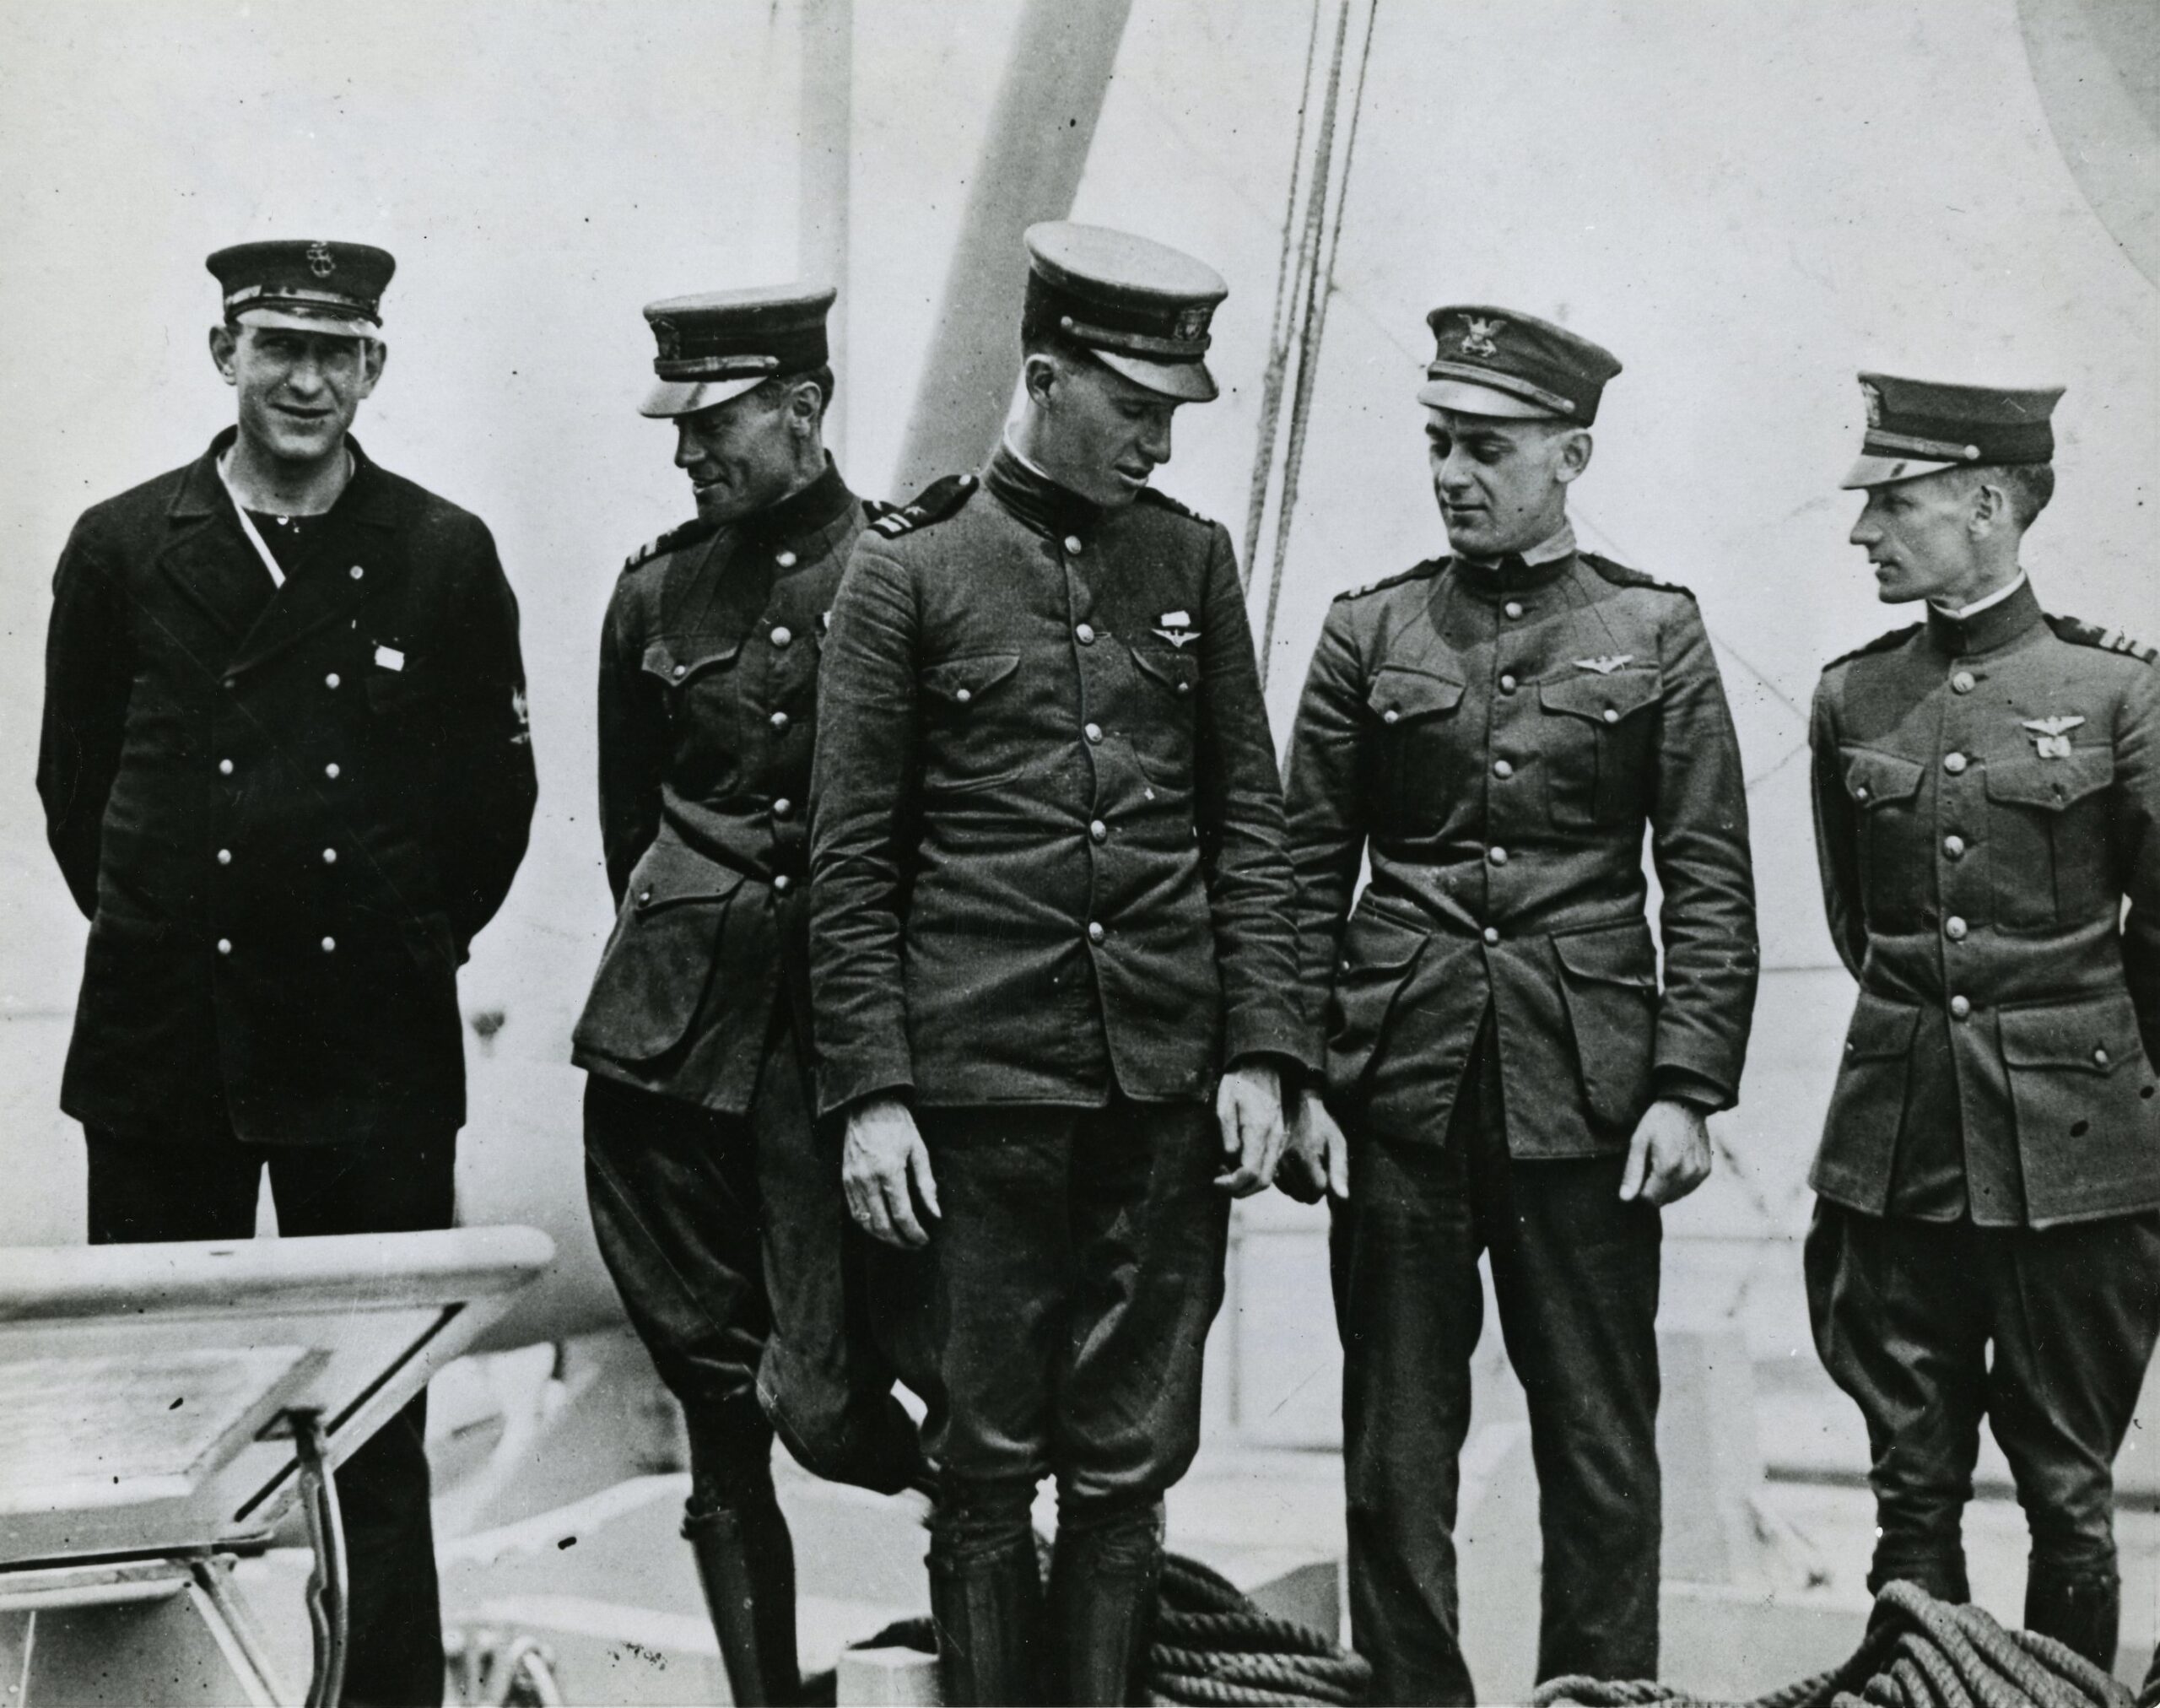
(809, 222), (1314, 1704)
(36, 240), (535, 1706)
(1281, 304), (1758, 1694)
(1805, 375), (2160, 1666)
(573, 282), (926, 1705)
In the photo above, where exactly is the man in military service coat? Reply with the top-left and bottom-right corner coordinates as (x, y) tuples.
(36, 241), (536, 1706)
(1806, 375), (2160, 1665)
(1281, 305), (1758, 1698)
(810, 223), (1315, 1705)
(571, 285), (921, 1705)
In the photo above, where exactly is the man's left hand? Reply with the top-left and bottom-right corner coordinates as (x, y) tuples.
(1214, 1062), (1285, 1197)
(1617, 1098), (1713, 1207)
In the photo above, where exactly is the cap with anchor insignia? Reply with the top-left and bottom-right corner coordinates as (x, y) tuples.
(1418, 304), (1622, 424)
(1023, 222), (1228, 403)
(1841, 373), (2066, 489)
(639, 283), (836, 419)
(207, 241), (395, 339)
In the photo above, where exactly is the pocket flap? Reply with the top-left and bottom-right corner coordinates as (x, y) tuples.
(1538, 668), (1662, 725)
(1841, 992), (1920, 1062)
(1338, 901), (1430, 973)
(1131, 644), (1200, 695)
(1367, 667), (1465, 723)
(1842, 748), (1925, 809)
(644, 634), (742, 687)
(2000, 995), (2140, 1073)
(1985, 751), (2113, 812)
(1552, 922), (1659, 989)
(922, 653), (1019, 705)
(622, 836), (748, 916)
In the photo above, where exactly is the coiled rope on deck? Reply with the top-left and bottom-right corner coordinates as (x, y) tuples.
(1531, 1581), (2133, 1708)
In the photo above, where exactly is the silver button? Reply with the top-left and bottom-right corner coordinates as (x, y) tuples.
(773, 798), (794, 819)
(325, 673), (341, 689)
(1084, 722), (1102, 743)
(1951, 671), (1975, 694)
(1855, 785), (1871, 802)
(1504, 601), (1525, 619)
(773, 873), (793, 894)
(217, 848), (232, 866)
(349, 565), (364, 581)
(1090, 819), (1107, 843)
(1499, 674), (1518, 694)
(321, 848), (337, 865)
(956, 688), (972, 704)
(219, 759), (235, 776)
(770, 626), (793, 647)
(1944, 834), (1965, 859)
(1482, 927), (1500, 946)
(2095, 1047), (2112, 1068)
(638, 889), (653, 906)
(1086, 921), (1104, 944)
(1383, 708), (1400, 726)
(1602, 707), (1620, 725)
(1176, 680), (1190, 695)
(325, 763), (341, 780)
(1076, 623), (1096, 646)
(1493, 759), (1514, 779)
(217, 938), (232, 955)
(672, 663), (687, 678)
(1064, 535), (1084, 555)
(770, 711), (791, 732)
(1951, 996), (1971, 1020)
(1946, 916), (1968, 941)
(321, 937), (336, 953)
(1488, 846), (1509, 867)
(775, 549), (797, 569)
(1943, 752), (1968, 776)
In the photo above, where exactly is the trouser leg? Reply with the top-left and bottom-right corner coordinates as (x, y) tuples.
(1805, 1204), (1986, 1602)
(1331, 1127), (1482, 1706)
(1984, 1213), (2160, 1667)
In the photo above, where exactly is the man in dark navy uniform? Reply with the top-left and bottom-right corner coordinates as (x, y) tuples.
(1806, 376), (2160, 1666)
(810, 224), (1315, 1705)
(572, 285), (921, 1705)
(37, 240), (537, 1706)
(1281, 306), (1758, 1699)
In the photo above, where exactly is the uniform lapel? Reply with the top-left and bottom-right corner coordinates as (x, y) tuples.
(224, 439), (400, 682)
(675, 526), (773, 645)
(154, 436), (281, 646)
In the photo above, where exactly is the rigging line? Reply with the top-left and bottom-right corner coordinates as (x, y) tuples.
(1241, 0), (1330, 592)
(1257, 0), (1378, 688)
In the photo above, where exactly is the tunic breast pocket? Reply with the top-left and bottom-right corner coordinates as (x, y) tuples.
(1125, 641), (1201, 786)
(1536, 668), (1662, 827)
(1365, 666), (1466, 829)
(1841, 747), (1928, 922)
(921, 653), (1023, 794)
(645, 634), (745, 756)
(1984, 751), (2114, 931)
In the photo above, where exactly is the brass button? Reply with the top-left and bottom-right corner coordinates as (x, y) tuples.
(773, 873), (792, 894)
(775, 549), (798, 569)
(1488, 846), (1509, 867)
(1945, 916), (1968, 941)
(2095, 1047), (2112, 1068)
(1482, 927), (1501, 946)
(956, 688), (972, 704)
(1951, 671), (1975, 694)
(325, 673), (341, 689)
(1855, 785), (1871, 802)
(1943, 834), (1965, 859)
(770, 711), (791, 732)
(770, 626), (793, 648)
(1503, 600), (1525, 619)
(1383, 708), (1400, 726)
(773, 797), (794, 819)
(349, 565), (364, 581)
(217, 938), (232, 955)
(1176, 680), (1190, 695)
(637, 889), (652, 907)
(1064, 535), (1084, 555)
(322, 848), (337, 865)
(1499, 673), (1518, 694)
(1087, 921), (1104, 944)
(1084, 722), (1102, 743)
(1943, 752), (1968, 776)
(321, 937), (337, 954)
(1493, 759), (1514, 779)
(1951, 996), (1971, 1020)
(217, 848), (232, 866)
(672, 663), (687, 678)
(219, 759), (235, 776)
(1090, 819), (1107, 843)
(1601, 707), (1620, 725)
(324, 763), (341, 780)
(1076, 623), (1096, 646)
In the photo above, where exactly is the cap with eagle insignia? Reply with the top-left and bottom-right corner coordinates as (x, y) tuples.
(1023, 222), (1228, 403)
(1418, 304), (1622, 424)
(867, 472), (980, 538)
(208, 241), (395, 338)
(639, 283), (835, 419)
(1841, 373), (2065, 489)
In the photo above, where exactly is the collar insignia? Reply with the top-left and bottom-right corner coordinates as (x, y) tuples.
(1573, 654), (1634, 675)
(2023, 714), (2085, 759)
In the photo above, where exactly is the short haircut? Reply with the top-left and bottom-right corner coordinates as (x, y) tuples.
(752, 365), (835, 423)
(1018, 306), (1101, 372)
(1975, 462), (2055, 529)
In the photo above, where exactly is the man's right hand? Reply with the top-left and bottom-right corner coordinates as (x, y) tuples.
(1277, 1094), (1351, 1204)
(843, 1095), (940, 1248)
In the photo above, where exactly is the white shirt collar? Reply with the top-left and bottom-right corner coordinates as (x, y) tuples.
(1001, 430), (1059, 485)
(1931, 570), (2026, 621)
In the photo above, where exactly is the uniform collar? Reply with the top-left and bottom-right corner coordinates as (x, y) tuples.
(740, 456), (856, 565)
(1451, 518), (1580, 594)
(985, 437), (1103, 541)
(1924, 573), (2044, 657)
(170, 425), (396, 528)
(1929, 569), (2026, 622)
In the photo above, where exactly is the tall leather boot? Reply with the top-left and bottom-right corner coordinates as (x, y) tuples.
(684, 1500), (802, 1705)
(929, 1538), (1046, 1705)
(2025, 1566), (2120, 1670)
(1047, 1509), (1164, 1706)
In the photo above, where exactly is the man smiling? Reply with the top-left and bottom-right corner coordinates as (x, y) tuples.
(1806, 375), (2160, 1665)
(37, 239), (536, 1706)
(1282, 305), (1758, 1697)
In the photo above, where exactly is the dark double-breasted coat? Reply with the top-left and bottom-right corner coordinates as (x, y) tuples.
(38, 430), (536, 1149)
(1808, 581), (2160, 1226)
(1285, 546), (1759, 1150)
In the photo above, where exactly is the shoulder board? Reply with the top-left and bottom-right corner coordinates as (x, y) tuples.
(2046, 613), (2158, 665)
(1580, 551), (1693, 597)
(1336, 559), (1444, 603)
(621, 516), (719, 575)
(1135, 487), (1207, 524)
(867, 472), (978, 539)
(1823, 623), (1922, 671)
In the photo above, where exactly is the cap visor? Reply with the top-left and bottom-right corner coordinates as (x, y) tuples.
(639, 374), (768, 419)
(1840, 452), (1958, 490)
(1094, 349), (1217, 403)
(235, 306), (378, 340)
(1417, 376), (1558, 419)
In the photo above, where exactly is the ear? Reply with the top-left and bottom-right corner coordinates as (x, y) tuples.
(208, 324), (240, 386)
(1968, 476), (2009, 535)
(356, 339), (386, 398)
(1552, 427), (1595, 486)
(1021, 351), (1061, 409)
(786, 376), (824, 435)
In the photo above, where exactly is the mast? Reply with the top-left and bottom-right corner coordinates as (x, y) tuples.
(801, 0), (854, 460)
